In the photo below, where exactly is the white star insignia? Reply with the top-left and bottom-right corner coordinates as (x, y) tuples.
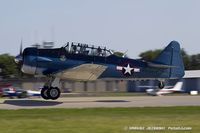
(123, 64), (134, 75)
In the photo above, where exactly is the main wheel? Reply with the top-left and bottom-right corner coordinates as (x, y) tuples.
(41, 86), (49, 100)
(47, 87), (61, 100)
(158, 81), (165, 89)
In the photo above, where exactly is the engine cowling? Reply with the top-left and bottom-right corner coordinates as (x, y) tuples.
(21, 48), (37, 75)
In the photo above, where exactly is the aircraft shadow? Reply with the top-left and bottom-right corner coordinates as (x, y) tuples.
(3, 100), (63, 106)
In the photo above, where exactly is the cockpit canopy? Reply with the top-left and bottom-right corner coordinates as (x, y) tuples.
(63, 42), (113, 57)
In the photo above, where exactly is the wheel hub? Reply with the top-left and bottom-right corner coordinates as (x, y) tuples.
(50, 88), (59, 98)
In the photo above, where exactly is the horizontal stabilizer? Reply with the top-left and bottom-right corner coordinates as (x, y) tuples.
(148, 62), (176, 69)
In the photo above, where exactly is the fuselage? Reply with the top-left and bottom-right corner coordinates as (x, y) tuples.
(21, 46), (171, 80)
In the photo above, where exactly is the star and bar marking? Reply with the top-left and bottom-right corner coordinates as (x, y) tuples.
(116, 63), (140, 76)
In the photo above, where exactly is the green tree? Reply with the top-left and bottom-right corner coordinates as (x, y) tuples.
(181, 49), (190, 70)
(114, 51), (124, 57)
(0, 54), (19, 78)
(139, 49), (162, 61)
(188, 54), (200, 70)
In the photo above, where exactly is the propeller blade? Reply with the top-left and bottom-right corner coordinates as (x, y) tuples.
(14, 40), (23, 64)
(14, 39), (24, 77)
(20, 39), (23, 55)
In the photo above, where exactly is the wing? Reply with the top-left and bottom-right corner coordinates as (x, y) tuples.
(55, 64), (107, 81)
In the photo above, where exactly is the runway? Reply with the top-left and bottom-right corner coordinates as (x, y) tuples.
(0, 95), (200, 109)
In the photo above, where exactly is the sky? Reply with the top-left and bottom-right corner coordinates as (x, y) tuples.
(0, 0), (200, 58)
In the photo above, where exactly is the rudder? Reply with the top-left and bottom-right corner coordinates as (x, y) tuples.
(153, 41), (185, 78)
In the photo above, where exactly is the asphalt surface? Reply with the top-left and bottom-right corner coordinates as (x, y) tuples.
(0, 95), (200, 109)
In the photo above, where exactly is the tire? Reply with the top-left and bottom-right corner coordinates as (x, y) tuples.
(47, 87), (60, 100)
(41, 86), (49, 100)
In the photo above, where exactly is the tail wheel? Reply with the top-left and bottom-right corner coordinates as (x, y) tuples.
(158, 81), (165, 89)
(41, 86), (49, 100)
(47, 87), (61, 100)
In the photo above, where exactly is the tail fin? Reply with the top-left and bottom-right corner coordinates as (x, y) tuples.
(153, 41), (185, 78)
(172, 81), (183, 91)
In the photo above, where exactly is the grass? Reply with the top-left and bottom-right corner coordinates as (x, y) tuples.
(0, 106), (200, 133)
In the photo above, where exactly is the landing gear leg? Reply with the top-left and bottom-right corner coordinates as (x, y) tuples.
(41, 76), (61, 100)
(158, 81), (165, 89)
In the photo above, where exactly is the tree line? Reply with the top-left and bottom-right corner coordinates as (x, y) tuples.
(139, 49), (200, 70)
(0, 54), (19, 78)
(0, 49), (199, 78)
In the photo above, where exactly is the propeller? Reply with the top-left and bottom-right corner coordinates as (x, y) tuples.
(14, 40), (23, 65)
(14, 40), (24, 77)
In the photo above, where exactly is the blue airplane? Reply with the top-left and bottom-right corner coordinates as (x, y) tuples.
(15, 41), (185, 100)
